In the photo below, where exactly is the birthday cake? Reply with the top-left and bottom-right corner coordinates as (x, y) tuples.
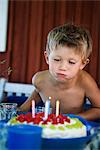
(8, 112), (87, 139)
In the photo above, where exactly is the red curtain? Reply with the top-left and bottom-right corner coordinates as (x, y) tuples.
(0, 0), (100, 85)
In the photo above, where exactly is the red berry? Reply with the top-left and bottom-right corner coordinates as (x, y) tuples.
(57, 115), (63, 119)
(35, 112), (44, 118)
(16, 114), (25, 122)
(17, 116), (25, 122)
(26, 117), (33, 123)
(52, 118), (58, 124)
(26, 112), (32, 118)
(42, 120), (48, 125)
(48, 114), (55, 119)
(63, 116), (70, 123)
(33, 118), (42, 124)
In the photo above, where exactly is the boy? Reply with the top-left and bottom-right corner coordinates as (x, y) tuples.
(18, 23), (100, 121)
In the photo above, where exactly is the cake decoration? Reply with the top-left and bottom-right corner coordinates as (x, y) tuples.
(8, 112), (87, 139)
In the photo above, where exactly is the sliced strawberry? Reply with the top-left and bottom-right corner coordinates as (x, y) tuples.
(42, 120), (48, 125)
(59, 118), (64, 124)
(52, 118), (58, 124)
(33, 118), (42, 124)
(25, 112), (32, 118)
(46, 118), (52, 122)
(65, 117), (70, 123)
(35, 112), (44, 118)
(16, 114), (25, 122)
(26, 117), (33, 123)
(48, 114), (55, 119)
(56, 114), (63, 119)
(17, 117), (25, 123)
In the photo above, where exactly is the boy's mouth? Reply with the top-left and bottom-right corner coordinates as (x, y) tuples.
(56, 73), (67, 78)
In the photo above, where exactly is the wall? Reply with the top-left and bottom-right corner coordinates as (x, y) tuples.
(0, 0), (100, 85)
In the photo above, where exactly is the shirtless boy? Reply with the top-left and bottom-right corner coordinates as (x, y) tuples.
(18, 23), (100, 121)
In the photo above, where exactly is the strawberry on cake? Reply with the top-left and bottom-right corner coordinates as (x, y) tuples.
(8, 112), (87, 139)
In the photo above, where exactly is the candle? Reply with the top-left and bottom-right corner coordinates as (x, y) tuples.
(32, 100), (35, 118)
(44, 97), (51, 120)
(56, 100), (60, 117)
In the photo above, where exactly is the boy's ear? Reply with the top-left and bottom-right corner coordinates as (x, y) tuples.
(44, 51), (49, 64)
(80, 58), (90, 70)
(86, 58), (90, 64)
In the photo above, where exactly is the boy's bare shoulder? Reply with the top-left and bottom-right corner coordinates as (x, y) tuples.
(81, 70), (100, 108)
(32, 70), (49, 87)
(80, 70), (98, 89)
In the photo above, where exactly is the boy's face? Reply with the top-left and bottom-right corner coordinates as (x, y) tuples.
(44, 46), (87, 82)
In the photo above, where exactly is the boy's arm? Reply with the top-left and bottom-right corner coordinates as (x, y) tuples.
(17, 72), (43, 112)
(17, 89), (41, 112)
(78, 73), (100, 121)
(78, 107), (100, 121)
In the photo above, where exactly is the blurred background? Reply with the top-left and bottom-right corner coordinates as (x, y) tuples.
(0, 0), (100, 86)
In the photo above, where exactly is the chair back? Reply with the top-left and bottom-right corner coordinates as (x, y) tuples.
(0, 78), (35, 102)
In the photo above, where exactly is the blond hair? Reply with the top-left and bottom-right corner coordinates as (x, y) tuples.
(46, 23), (92, 60)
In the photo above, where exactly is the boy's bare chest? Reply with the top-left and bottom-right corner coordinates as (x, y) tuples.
(39, 85), (85, 114)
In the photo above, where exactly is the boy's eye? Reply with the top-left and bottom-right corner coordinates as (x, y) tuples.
(54, 59), (60, 61)
(69, 61), (76, 64)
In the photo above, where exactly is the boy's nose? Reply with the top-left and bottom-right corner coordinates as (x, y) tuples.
(59, 62), (68, 70)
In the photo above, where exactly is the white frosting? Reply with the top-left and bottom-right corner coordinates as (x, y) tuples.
(39, 118), (87, 139)
(42, 126), (87, 138)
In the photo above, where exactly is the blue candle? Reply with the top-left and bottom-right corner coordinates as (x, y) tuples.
(44, 97), (51, 120)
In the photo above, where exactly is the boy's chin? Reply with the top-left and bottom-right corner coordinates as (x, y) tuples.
(54, 76), (68, 82)
(54, 75), (75, 82)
